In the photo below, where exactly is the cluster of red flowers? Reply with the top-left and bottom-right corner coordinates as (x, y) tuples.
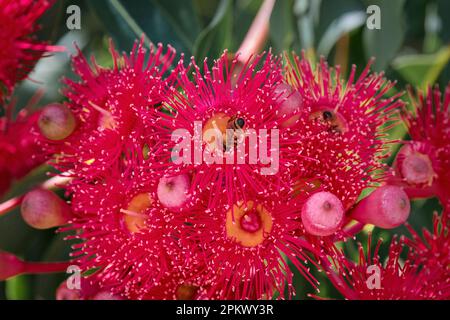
(321, 86), (450, 300)
(41, 40), (436, 300)
(0, 0), (58, 197)
(0, 0), (56, 103)
(0, 0), (448, 301)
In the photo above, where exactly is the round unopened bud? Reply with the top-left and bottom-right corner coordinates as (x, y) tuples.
(38, 103), (76, 140)
(157, 174), (190, 209)
(0, 251), (25, 280)
(21, 189), (73, 229)
(350, 185), (410, 229)
(274, 83), (303, 127)
(301, 192), (345, 236)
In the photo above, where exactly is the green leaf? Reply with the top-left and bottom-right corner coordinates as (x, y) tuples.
(391, 45), (450, 89)
(316, 0), (365, 57)
(150, 0), (202, 49)
(88, 0), (190, 53)
(293, 0), (321, 50)
(88, 0), (152, 50)
(317, 11), (365, 57)
(270, 0), (295, 53)
(362, 0), (406, 71)
(437, 0), (450, 44)
(6, 275), (31, 300)
(193, 0), (233, 60)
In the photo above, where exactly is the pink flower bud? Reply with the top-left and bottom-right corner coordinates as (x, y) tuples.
(301, 191), (345, 236)
(157, 174), (190, 209)
(350, 185), (411, 229)
(0, 251), (25, 280)
(274, 83), (303, 127)
(38, 103), (76, 140)
(21, 189), (73, 229)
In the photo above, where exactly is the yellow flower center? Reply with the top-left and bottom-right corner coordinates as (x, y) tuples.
(121, 193), (153, 233)
(226, 201), (273, 247)
(202, 113), (230, 152)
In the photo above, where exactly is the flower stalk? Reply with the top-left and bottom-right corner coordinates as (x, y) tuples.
(0, 251), (70, 281)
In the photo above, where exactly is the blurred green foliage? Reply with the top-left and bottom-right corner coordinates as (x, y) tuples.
(1, 0), (448, 300)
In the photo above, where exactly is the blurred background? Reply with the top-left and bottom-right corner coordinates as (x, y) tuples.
(1, 0), (449, 299)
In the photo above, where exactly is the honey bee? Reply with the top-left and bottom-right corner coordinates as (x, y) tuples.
(225, 115), (246, 151)
(227, 116), (245, 130)
(309, 108), (348, 133)
(202, 114), (246, 153)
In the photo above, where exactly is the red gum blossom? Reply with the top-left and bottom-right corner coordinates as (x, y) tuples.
(301, 191), (345, 236)
(350, 185), (411, 229)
